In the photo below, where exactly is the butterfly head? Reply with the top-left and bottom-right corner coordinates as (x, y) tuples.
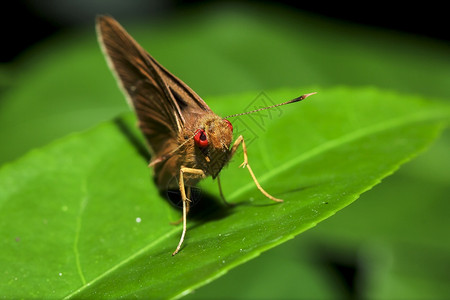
(193, 117), (233, 150)
(192, 117), (233, 177)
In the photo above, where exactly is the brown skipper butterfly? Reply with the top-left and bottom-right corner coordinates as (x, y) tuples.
(96, 16), (315, 255)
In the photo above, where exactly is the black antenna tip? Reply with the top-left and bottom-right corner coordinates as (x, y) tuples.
(291, 92), (317, 103)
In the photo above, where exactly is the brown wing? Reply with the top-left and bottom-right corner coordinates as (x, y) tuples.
(96, 15), (212, 159)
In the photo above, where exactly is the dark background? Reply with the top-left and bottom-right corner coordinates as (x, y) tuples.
(1, 0), (448, 63)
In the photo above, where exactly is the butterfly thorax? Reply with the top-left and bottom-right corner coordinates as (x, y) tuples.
(178, 113), (233, 179)
(152, 114), (233, 191)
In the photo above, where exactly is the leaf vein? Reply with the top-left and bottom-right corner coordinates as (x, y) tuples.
(64, 226), (181, 299)
(73, 179), (88, 285)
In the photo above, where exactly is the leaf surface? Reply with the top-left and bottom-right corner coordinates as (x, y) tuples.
(0, 87), (448, 298)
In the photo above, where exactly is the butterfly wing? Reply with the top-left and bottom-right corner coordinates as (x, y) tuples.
(96, 16), (212, 160)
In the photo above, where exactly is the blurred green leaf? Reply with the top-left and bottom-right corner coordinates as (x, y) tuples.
(0, 87), (448, 298)
(307, 130), (450, 299)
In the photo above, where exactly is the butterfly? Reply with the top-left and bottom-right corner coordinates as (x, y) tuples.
(96, 15), (315, 255)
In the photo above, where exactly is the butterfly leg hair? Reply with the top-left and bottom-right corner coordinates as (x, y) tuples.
(230, 135), (283, 202)
(172, 167), (205, 256)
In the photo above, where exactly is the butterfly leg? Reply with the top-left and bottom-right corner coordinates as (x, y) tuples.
(170, 187), (191, 225)
(217, 175), (234, 207)
(172, 166), (205, 256)
(230, 135), (283, 202)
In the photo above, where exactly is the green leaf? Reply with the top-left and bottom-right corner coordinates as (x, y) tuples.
(0, 87), (448, 298)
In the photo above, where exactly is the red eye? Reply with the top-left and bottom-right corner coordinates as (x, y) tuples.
(224, 119), (233, 131)
(194, 129), (208, 148)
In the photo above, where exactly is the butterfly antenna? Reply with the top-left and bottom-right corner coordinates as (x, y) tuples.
(224, 92), (316, 119)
